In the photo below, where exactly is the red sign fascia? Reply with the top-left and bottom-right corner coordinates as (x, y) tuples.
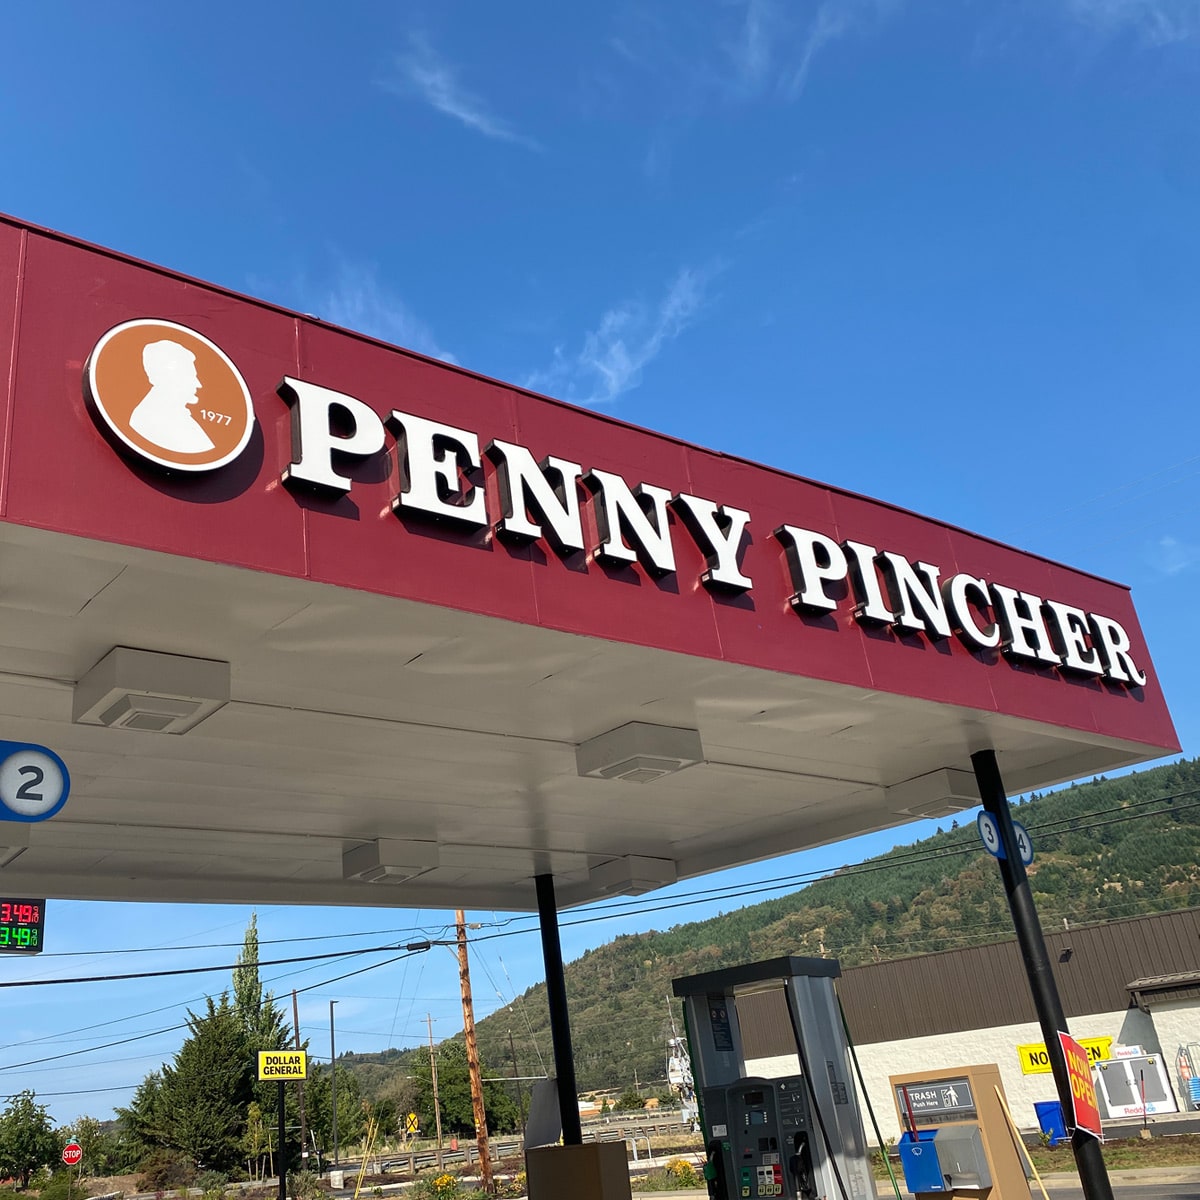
(0, 215), (1180, 757)
(1059, 1032), (1103, 1141)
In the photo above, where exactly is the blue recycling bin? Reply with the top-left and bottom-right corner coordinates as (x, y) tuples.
(1034, 1100), (1067, 1147)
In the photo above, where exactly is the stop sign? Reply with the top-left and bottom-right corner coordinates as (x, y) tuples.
(62, 1142), (82, 1167)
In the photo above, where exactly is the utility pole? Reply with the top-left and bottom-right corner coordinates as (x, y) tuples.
(292, 991), (309, 1174)
(456, 909), (493, 1193)
(507, 1029), (526, 1137)
(329, 1000), (339, 1167)
(427, 1014), (444, 1170)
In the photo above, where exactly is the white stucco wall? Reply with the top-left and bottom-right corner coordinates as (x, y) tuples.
(724, 998), (1200, 1144)
(847, 1003), (1195, 1143)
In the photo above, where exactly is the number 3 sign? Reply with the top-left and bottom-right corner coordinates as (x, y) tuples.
(0, 742), (70, 821)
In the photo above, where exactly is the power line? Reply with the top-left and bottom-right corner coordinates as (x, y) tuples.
(0, 939), (435, 991)
(30, 920), (456, 960)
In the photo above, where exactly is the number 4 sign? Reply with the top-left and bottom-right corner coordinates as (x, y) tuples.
(0, 741), (70, 822)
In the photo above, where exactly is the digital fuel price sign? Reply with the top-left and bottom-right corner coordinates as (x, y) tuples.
(0, 899), (44, 953)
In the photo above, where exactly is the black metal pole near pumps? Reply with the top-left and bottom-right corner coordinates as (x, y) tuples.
(971, 749), (1113, 1200)
(535, 873), (583, 1145)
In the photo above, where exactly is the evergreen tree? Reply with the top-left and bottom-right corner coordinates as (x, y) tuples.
(231, 914), (294, 1140)
(233, 914), (291, 1050)
(0, 1091), (59, 1188)
(304, 1063), (365, 1154)
(158, 995), (253, 1171)
(411, 1041), (520, 1135)
(115, 1072), (167, 1160)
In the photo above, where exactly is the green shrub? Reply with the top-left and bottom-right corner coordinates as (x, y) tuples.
(36, 1172), (90, 1200)
(664, 1159), (699, 1187)
(136, 1150), (196, 1193)
(196, 1170), (228, 1200)
(286, 1171), (323, 1200)
(410, 1175), (460, 1199)
(494, 1171), (526, 1199)
(633, 1160), (702, 1191)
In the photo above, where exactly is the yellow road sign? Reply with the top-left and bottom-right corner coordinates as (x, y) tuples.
(406, 1112), (419, 1135)
(257, 1050), (307, 1080)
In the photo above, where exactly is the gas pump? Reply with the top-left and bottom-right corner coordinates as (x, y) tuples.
(672, 957), (874, 1200)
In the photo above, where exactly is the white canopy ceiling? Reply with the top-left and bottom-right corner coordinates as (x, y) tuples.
(0, 521), (1162, 911)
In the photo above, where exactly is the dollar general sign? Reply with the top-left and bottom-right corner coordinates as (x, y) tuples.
(257, 1050), (307, 1080)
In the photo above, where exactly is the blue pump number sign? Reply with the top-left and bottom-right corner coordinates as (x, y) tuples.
(0, 742), (70, 822)
(977, 813), (1033, 866)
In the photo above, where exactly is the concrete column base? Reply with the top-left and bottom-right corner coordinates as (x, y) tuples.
(525, 1142), (633, 1200)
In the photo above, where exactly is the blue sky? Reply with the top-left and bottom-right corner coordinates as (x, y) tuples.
(1, 0), (1198, 1126)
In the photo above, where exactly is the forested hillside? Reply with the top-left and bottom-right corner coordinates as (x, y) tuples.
(469, 757), (1200, 1096)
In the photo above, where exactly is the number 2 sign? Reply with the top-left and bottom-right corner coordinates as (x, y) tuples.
(0, 741), (70, 822)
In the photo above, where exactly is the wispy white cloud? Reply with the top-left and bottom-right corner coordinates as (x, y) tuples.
(623, 0), (900, 112)
(384, 33), (541, 150)
(784, 0), (903, 97)
(524, 266), (716, 406)
(729, 0), (776, 93)
(1151, 534), (1200, 575)
(784, 3), (857, 97)
(1061, 0), (1200, 45)
(321, 260), (457, 364)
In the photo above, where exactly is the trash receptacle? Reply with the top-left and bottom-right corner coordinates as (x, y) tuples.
(1034, 1101), (1067, 1146)
(898, 1130), (943, 1193)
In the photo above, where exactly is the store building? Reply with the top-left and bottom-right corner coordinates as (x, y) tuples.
(838, 908), (1200, 1138)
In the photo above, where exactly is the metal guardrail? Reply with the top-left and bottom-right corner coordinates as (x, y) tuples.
(376, 1115), (695, 1174)
(379, 1139), (520, 1173)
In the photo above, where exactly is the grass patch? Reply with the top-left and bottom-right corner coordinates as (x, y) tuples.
(1028, 1133), (1200, 1172)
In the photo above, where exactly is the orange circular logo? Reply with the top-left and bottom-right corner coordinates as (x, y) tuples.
(84, 319), (254, 472)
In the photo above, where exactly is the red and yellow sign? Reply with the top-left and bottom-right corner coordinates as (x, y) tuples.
(1059, 1032), (1103, 1140)
(1018, 1036), (1112, 1074)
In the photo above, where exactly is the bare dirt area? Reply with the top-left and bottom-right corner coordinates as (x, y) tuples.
(81, 1176), (142, 1197)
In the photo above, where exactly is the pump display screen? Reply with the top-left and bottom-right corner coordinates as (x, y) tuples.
(0, 899), (44, 953)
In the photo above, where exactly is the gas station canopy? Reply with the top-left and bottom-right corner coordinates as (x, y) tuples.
(0, 216), (1178, 910)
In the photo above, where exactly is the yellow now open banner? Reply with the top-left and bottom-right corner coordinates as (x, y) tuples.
(1017, 1036), (1111, 1074)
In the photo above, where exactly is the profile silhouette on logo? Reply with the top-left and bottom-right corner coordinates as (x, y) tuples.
(84, 319), (255, 473)
(128, 340), (216, 454)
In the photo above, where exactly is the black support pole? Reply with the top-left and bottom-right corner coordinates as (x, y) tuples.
(534, 872), (583, 1145)
(277, 1078), (287, 1200)
(971, 749), (1113, 1200)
